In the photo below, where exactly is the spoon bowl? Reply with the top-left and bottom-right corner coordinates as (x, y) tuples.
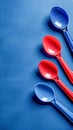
(35, 83), (54, 103)
(39, 60), (58, 80)
(43, 35), (61, 56)
(50, 7), (68, 30)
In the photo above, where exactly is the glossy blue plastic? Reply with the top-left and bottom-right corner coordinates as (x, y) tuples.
(35, 83), (73, 123)
(50, 7), (73, 53)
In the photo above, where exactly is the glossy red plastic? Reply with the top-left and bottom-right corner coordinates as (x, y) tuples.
(38, 60), (73, 101)
(42, 35), (73, 84)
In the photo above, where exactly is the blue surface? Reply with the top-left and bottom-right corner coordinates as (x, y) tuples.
(0, 0), (73, 130)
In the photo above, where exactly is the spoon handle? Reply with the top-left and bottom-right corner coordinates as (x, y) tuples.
(55, 78), (73, 101)
(52, 100), (73, 123)
(57, 55), (73, 84)
(63, 28), (73, 53)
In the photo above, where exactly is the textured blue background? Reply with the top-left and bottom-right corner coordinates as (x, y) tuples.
(0, 0), (73, 130)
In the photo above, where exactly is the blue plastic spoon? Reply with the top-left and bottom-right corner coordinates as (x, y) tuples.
(50, 7), (73, 52)
(35, 83), (73, 123)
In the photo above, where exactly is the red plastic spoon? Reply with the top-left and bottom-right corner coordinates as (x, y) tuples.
(39, 60), (73, 101)
(42, 35), (73, 84)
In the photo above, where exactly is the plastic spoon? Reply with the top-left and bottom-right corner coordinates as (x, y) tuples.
(35, 83), (73, 123)
(50, 6), (73, 52)
(42, 35), (73, 84)
(38, 60), (73, 101)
